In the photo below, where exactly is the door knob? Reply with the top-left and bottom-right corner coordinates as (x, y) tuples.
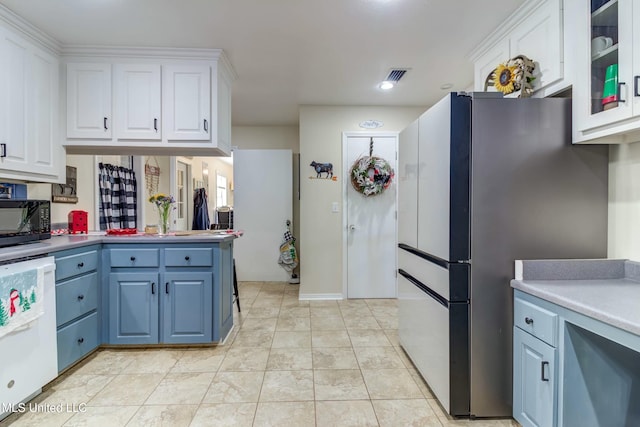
(349, 225), (356, 231)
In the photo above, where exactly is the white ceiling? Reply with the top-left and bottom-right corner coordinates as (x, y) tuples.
(0, 0), (525, 126)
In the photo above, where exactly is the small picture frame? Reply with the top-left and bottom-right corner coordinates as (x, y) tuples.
(52, 166), (79, 203)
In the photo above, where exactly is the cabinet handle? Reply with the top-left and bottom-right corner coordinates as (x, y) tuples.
(104, 117), (108, 130)
(154, 118), (158, 132)
(78, 262), (84, 268)
(618, 82), (626, 103)
(0, 143), (6, 158)
(203, 119), (208, 132)
(130, 256), (136, 261)
(525, 317), (534, 325)
(151, 282), (155, 294)
(77, 294), (84, 301)
(541, 361), (549, 381)
(165, 282), (169, 294)
(77, 337), (84, 344)
(635, 76), (640, 97)
(185, 256), (190, 261)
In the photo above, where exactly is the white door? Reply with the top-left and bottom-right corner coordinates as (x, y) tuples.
(174, 160), (189, 231)
(114, 64), (161, 140)
(344, 133), (397, 298)
(233, 149), (292, 282)
(162, 65), (210, 141)
(66, 63), (112, 139)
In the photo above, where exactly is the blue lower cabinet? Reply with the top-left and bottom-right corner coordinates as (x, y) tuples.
(162, 272), (213, 343)
(513, 326), (557, 427)
(109, 272), (159, 344)
(57, 312), (99, 372)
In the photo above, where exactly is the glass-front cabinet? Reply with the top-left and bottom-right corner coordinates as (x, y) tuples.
(573, 0), (640, 143)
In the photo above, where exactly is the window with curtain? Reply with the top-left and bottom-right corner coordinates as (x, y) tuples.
(98, 163), (137, 230)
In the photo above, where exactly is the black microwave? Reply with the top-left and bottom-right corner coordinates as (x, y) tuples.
(0, 200), (51, 247)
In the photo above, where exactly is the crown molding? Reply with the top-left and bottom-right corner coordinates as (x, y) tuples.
(0, 4), (61, 54)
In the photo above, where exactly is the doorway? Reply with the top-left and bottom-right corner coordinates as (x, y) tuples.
(343, 132), (398, 298)
(171, 158), (191, 231)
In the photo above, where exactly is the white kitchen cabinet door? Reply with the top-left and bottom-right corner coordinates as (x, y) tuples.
(473, 40), (510, 92)
(0, 25), (62, 181)
(398, 118), (419, 248)
(114, 64), (161, 140)
(215, 66), (233, 154)
(163, 65), (211, 141)
(67, 63), (112, 139)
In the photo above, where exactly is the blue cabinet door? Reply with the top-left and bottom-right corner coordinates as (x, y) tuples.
(109, 272), (159, 344)
(162, 272), (212, 344)
(514, 327), (557, 427)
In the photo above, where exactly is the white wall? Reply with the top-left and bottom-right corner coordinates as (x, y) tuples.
(608, 143), (640, 259)
(299, 105), (424, 297)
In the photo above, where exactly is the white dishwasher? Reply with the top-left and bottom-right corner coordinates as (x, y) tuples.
(0, 256), (57, 419)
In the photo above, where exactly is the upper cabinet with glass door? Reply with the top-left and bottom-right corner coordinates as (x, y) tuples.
(573, 0), (640, 143)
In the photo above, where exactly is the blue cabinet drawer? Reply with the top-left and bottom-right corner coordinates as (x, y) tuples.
(57, 312), (99, 372)
(514, 296), (558, 347)
(165, 248), (213, 267)
(110, 248), (159, 267)
(55, 249), (99, 282)
(56, 272), (98, 327)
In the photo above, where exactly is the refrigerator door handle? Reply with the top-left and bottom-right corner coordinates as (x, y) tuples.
(398, 269), (448, 308)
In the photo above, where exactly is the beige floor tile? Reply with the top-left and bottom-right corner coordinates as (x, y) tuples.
(280, 299), (310, 308)
(311, 316), (346, 331)
(284, 285), (300, 295)
(374, 316), (398, 330)
(126, 404), (198, 427)
(272, 331), (312, 348)
(340, 305), (374, 317)
(312, 347), (359, 370)
(278, 305), (311, 317)
(309, 300), (339, 308)
(71, 349), (141, 375)
(354, 346), (406, 369)
(276, 316), (311, 331)
(409, 369), (435, 398)
(315, 400), (378, 427)
(310, 306), (342, 317)
(361, 369), (423, 399)
(348, 329), (392, 347)
(365, 299), (397, 307)
(343, 316), (382, 330)
(369, 306), (397, 318)
(267, 348), (313, 370)
(170, 349), (225, 373)
(312, 330), (351, 347)
(251, 296), (283, 307)
(259, 370), (314, 402)
(5, 404), (75, 427)
(240, 316), (278, 331)
(218, 347), (270, 371)
(88, 373), (164, 406)
(337, 299), (369, 308)
(384, 329), (400, 347)
(44, 374), (114, 404)
(245, 306), (281, 318)
(202, 371), (265, 403)
(121, 350), (183, 374)
(62, 405), (138, 426)
(145, 372), (214, 405)
(314, 369), (369, 400)
(190, 403), (256, 427)
(253, 401), (315, 427)
(230, 330), (274, 348)
(372, 399), (441, 427)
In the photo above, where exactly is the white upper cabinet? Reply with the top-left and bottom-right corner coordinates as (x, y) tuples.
(0, 24), (62, 182)
(470, 0), (565, 97)
(114, 64), (161, 140)
(67, 63), (112, 139)
(162, 65), (211, 141)
(571, 0), (640, 143)
(398, 119), (419, 248)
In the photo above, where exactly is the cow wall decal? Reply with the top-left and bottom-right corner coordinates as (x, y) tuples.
(309, 161), (337, 181)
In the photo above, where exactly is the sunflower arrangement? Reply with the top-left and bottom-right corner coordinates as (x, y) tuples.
(490, 55), (536, 97)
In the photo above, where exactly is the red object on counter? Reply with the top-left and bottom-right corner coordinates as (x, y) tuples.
(105, 228), (138, 235)
(68, 210), (88, 234)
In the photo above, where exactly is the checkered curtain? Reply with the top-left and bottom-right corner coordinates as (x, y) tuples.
(98, 163), (137, 230)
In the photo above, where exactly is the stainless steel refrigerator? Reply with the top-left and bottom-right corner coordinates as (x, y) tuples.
(397, 92), (608, 418)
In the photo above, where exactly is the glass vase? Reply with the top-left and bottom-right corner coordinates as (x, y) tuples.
(157, 208), (170, 235)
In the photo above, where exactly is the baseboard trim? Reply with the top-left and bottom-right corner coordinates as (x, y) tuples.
(298, 293), (344, 301)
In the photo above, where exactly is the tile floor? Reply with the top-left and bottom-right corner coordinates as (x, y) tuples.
(3, 282), (520, 427)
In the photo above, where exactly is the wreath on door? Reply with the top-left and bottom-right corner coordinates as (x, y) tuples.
(350, 137), (395, 197)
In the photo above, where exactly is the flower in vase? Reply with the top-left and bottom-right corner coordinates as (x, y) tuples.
(149, 193), (175, 233)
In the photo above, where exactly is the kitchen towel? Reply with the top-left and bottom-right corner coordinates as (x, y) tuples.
(0, 266), (44, 338)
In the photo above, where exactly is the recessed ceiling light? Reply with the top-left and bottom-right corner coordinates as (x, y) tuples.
(440, 83), (454, 90)
(379, 81), (395, 90)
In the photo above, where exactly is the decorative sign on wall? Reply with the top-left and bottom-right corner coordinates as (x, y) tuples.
(52, 166), (78, 203)
(309, 161), (338, 181)
(359, 120), (384, 129)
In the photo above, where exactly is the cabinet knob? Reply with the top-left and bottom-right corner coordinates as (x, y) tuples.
(77, 294), (84, 301)
(185, 256), (190, 261)
(78, 262), (84, 268)
(525, 317), (534, 325)
(130, 256), (136, 261)
(77, 337), (84, 344)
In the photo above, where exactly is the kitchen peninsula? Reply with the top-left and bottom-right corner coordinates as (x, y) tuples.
(0, 233), (236, 372)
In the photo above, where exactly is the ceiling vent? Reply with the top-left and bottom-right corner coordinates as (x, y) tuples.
(384, 68), (409, 82)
